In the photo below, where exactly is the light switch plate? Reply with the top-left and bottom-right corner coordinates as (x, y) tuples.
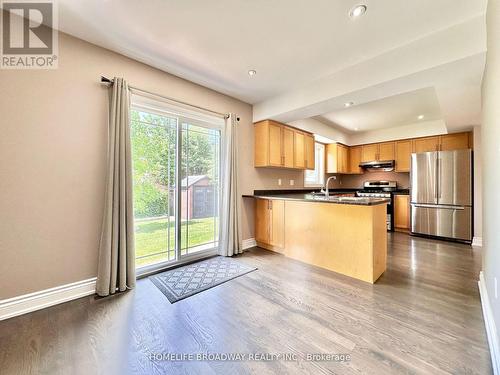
(278, 179), (282, 186)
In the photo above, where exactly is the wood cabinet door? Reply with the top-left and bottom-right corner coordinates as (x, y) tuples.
(378, 142), (395, 161)
(255, 199), (270, 243)
(395, 140), (411, 172)
(269, 200), (285, 250)
(268, 122), (283, 166)
(361, 144), (378, 162)
(413, 136), (439, 153)
(282, 127), (295, 168)
(339, 145), (349, 173)
(349, 146), (362, 174)
(325, 144), (337, 173)
(305, 134), (315, 170)
(294, 131), (306, 169)
(394, 195), (410, 230)
(440, 132), (470, 151)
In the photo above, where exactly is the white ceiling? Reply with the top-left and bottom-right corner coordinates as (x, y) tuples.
(317, 88), (442, 133)
(51, 0), (487, 138)
(56, 0), (486, 104)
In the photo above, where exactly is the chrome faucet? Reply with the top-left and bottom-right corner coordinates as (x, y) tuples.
(324, 176), (336, 198)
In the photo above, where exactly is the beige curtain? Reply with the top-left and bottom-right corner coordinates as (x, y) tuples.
(96, 78), (136, 296)
(219, 114), (242, 256)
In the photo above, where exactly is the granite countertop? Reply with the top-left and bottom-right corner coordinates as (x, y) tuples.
(242, 193), (390, 206)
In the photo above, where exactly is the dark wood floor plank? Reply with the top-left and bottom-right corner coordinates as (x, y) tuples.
(0, 233), (492, 374)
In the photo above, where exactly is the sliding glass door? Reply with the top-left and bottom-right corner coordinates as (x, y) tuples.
(130, 104), (222, 269)
(180, 120), (221, 257)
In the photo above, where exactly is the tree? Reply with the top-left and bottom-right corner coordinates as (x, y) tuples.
(130, 109), (219, 218)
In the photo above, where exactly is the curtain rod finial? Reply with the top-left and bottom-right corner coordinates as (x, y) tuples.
(101, 76), (113, 84)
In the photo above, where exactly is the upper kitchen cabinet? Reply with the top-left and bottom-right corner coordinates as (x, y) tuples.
(326, 143), (349, 174)
(282, 126), (295, 168)
(395, 140), (412, 172)
(254, 120), (314, 170)
(412, 132), (472, 153)
(412, 136), (440, 153)
(361, 143), (378, 162)
(361, 142), (395, 162)
(294, 131), (306, 169)
(348, 146), (363, 174)
(440, 132), (470, 151)
(255, 120), (282, 167)
(378, 142), (395, 160)
(305, 134), (315, 170)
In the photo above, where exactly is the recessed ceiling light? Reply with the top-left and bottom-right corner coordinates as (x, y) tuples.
(418, 115), (425, 120)
(354, 127), (359, 131)
(344, 101), (354, 108)
(248, 70), (257, 77)
(349, 5), (367, 19)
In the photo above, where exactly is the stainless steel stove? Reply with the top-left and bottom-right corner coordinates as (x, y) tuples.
(356, 181), (397, 231)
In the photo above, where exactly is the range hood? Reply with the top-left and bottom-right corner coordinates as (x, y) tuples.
(359, 160), (395, 171)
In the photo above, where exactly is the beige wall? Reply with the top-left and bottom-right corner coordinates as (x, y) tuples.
(481, 0), (500, 340)
(0, 32), (302, 299)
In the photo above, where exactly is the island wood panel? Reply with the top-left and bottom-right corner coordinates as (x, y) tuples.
(283, 201), (387, 283)
(254, 199), (270, 243)
(270, 199), (285, 249)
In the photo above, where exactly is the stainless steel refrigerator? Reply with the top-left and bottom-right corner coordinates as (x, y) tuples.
(410, 149), (472, 242)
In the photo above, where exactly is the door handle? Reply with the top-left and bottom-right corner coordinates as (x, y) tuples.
(435, 157), (439, 200)
(438, 158), (442, 198)
(413, 204), (465, 210)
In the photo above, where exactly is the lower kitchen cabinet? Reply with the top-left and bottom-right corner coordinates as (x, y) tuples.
(255, 199), (285, 251)
(394, 194), (410, 231)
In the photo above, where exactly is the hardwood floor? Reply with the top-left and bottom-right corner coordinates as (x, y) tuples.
(0, 233), (491, 374)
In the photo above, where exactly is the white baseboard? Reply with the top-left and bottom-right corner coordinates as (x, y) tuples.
(473, 237), (483, 247)
(479, 271), (500, 374)
(0, 277), (97, 321)
(241, 238), (257, 250)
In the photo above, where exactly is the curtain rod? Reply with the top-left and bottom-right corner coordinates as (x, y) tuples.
(100, 76), (230, 119)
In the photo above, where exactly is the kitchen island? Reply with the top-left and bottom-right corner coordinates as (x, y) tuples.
(244, 193), (389, 283)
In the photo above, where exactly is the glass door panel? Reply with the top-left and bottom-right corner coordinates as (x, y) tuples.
(130, 109), (177, 267)
(180, 121), (221, 257)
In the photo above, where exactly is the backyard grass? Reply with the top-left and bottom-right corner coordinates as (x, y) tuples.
(134, 217), (218, 267)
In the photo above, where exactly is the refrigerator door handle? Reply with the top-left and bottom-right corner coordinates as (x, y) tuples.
(435, 156), (439, 200)
(438, 158), (442, 199)
(413, 203), (465, 210)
